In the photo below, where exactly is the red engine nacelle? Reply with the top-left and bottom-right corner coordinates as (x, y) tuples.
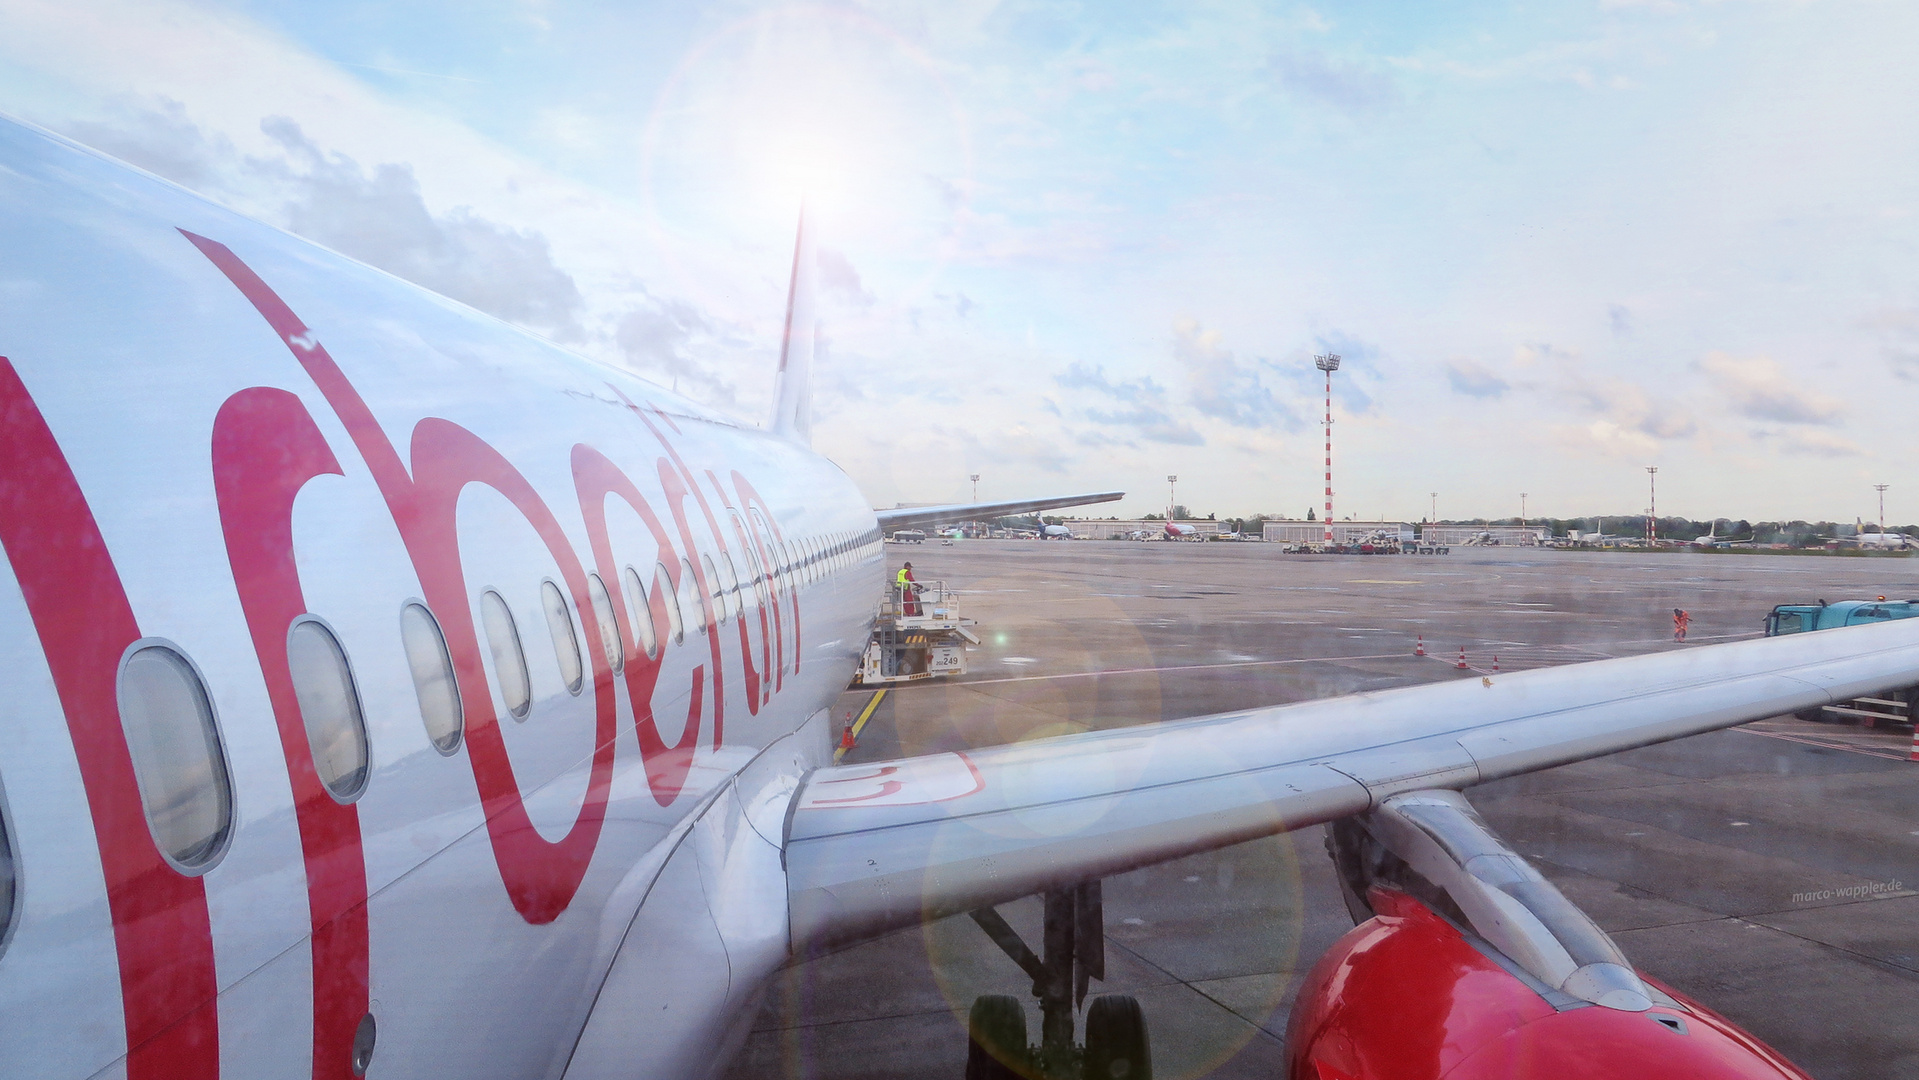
(1285, 889), (1812, 1080)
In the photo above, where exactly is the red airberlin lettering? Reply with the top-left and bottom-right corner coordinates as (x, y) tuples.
(654, 457), (728, 746)
(183, 232), (618, 924)
(732, 472), (803, 683)
(616, 392), (790, 702)
(610, 384), (769, 724)
(211, 386), (370, 1079)
(571, 444), (704, 802)
(0, 358), (220, 1078)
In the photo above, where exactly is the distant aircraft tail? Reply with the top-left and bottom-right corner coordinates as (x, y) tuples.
(768, 206), (817, 444)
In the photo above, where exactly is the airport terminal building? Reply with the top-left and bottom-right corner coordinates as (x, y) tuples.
(1262, 520), (1414, 545)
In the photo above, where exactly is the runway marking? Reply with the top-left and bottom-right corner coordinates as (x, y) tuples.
(943, 652), (1410, 687)
(1736, 723), (1911, 762)
(834, 689), (889, 763)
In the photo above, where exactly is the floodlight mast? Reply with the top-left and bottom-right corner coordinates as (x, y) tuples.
(970, 474), (980, 503)
(1645, 466), (1659, 545)
(1877, 483), (1889, 532)
(1167, 475), (1178, 518)
(1316, 353), (1341, 545)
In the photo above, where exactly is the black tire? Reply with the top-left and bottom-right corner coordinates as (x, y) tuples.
(1795, 707), (1826, 723)
(965, 995), (1028, 1080)
(1083, 995), (1151, 1080)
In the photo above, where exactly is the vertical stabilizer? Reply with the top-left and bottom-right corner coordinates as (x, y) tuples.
(769, 207), (817, 444)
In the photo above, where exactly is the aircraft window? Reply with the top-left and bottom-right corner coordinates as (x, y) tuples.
(746, 543), (771, 608)
(623, 566), (660, 658)
(586, 574), (624, 675)
(703, 554), (727, 624)
(0, 776), (15, 957)
(116, 642), (234, 872)
(683, 558), (707, 633)
(288, 617), (371, 802)
(656, 561), (685, 644)
(400, 603), (463, 754)
(480, 590), (532, 720)
(720, 552), (744, 618)
(540, 580), (585, 695)
(750, 510), (778, 588)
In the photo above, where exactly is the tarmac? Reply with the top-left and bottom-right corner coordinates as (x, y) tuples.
(724, 542), (1919, 1080)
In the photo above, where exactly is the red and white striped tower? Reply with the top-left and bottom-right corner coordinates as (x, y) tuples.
(1645, 465), (1658, 546)
(1316, 352), (1341, 545)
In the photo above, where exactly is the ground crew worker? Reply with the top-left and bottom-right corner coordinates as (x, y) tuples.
(1673, 607), (1690, 642)
(897, 562), (920, 616)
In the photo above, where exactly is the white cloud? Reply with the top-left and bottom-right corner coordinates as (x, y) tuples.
(1055, 362), (1204, 446)
(1444, 358), (1509, 398)
(1172, 319), (1304, 430)
(1698, 351), (1843, 425)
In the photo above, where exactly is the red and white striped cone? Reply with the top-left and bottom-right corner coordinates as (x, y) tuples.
(840, 724), (857, 752)
(1456, 647), (1469, 671)
(1415, 635), (1426, 657)
(1909, 725), (1918, 762)
(1492, 656), (1499, 672)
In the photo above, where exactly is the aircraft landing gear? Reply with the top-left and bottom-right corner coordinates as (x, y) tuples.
(965, 881), (1151, 1079)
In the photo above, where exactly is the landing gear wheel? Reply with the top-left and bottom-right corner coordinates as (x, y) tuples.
(965, 995), (1028, 1080)
(1083, 994), (1151, 1080)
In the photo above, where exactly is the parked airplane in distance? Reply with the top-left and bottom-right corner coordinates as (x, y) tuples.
(0, 113), (1884, 1080)
(1690, 523), (1755, 548)
(1831, 525), (1919, 551)
(1040, 524), (1074, 539)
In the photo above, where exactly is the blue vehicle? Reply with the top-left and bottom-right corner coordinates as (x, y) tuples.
(1765, 598), (1919, 725)
(1763, 598), (1919, 637)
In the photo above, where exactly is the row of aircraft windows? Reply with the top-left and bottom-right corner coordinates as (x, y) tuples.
(0, 523), (884, 920)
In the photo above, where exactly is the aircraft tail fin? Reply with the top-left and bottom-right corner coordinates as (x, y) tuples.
(769, 206), (817, 444)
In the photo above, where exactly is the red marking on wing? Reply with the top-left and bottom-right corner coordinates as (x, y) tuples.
(810, 766), (904, 805)
(0, 358), (219, 1077)
(212, 387), (369, 1079)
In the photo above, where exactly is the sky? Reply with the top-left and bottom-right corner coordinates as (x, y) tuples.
(2, 0), (1916, 523)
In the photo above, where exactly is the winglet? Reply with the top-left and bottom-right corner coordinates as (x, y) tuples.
(769, 205), (817, 444)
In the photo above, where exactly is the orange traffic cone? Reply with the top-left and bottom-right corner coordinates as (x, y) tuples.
(840, 725), (857, 752)
(1415, 635), (1426, 657)
(1456, 647), (1468, 670)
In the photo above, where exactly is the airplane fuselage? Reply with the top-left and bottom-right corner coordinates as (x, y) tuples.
(0, 120), (878, 1080)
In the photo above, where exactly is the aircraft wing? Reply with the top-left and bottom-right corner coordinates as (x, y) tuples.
(875, 491), (1124, 532)
(784, 618), (1919, 951)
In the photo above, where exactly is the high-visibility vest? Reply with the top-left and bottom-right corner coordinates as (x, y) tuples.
(896, 568), (911, 588)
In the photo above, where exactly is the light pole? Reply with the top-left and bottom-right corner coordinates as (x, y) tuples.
(1316, 353), (1341, 545)
(1876, 484), (1889, 532)
(1430, 492), (1437, 524)
(1645, 466), (1659, 545)
(1167, 475), (1178, 519)
(970, 474), (980, 503)
(1520, 493), (1528, 530)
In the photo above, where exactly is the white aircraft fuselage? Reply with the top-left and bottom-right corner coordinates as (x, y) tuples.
(0, 119), (872, 1080)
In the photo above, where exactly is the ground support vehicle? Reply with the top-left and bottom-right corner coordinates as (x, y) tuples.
(1766, 599), (1919, 726)
(855, 580), (979, 685)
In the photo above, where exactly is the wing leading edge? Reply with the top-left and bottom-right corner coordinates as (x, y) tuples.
(875, 491), (1125, 533)
(784, 618), (1919, 952)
